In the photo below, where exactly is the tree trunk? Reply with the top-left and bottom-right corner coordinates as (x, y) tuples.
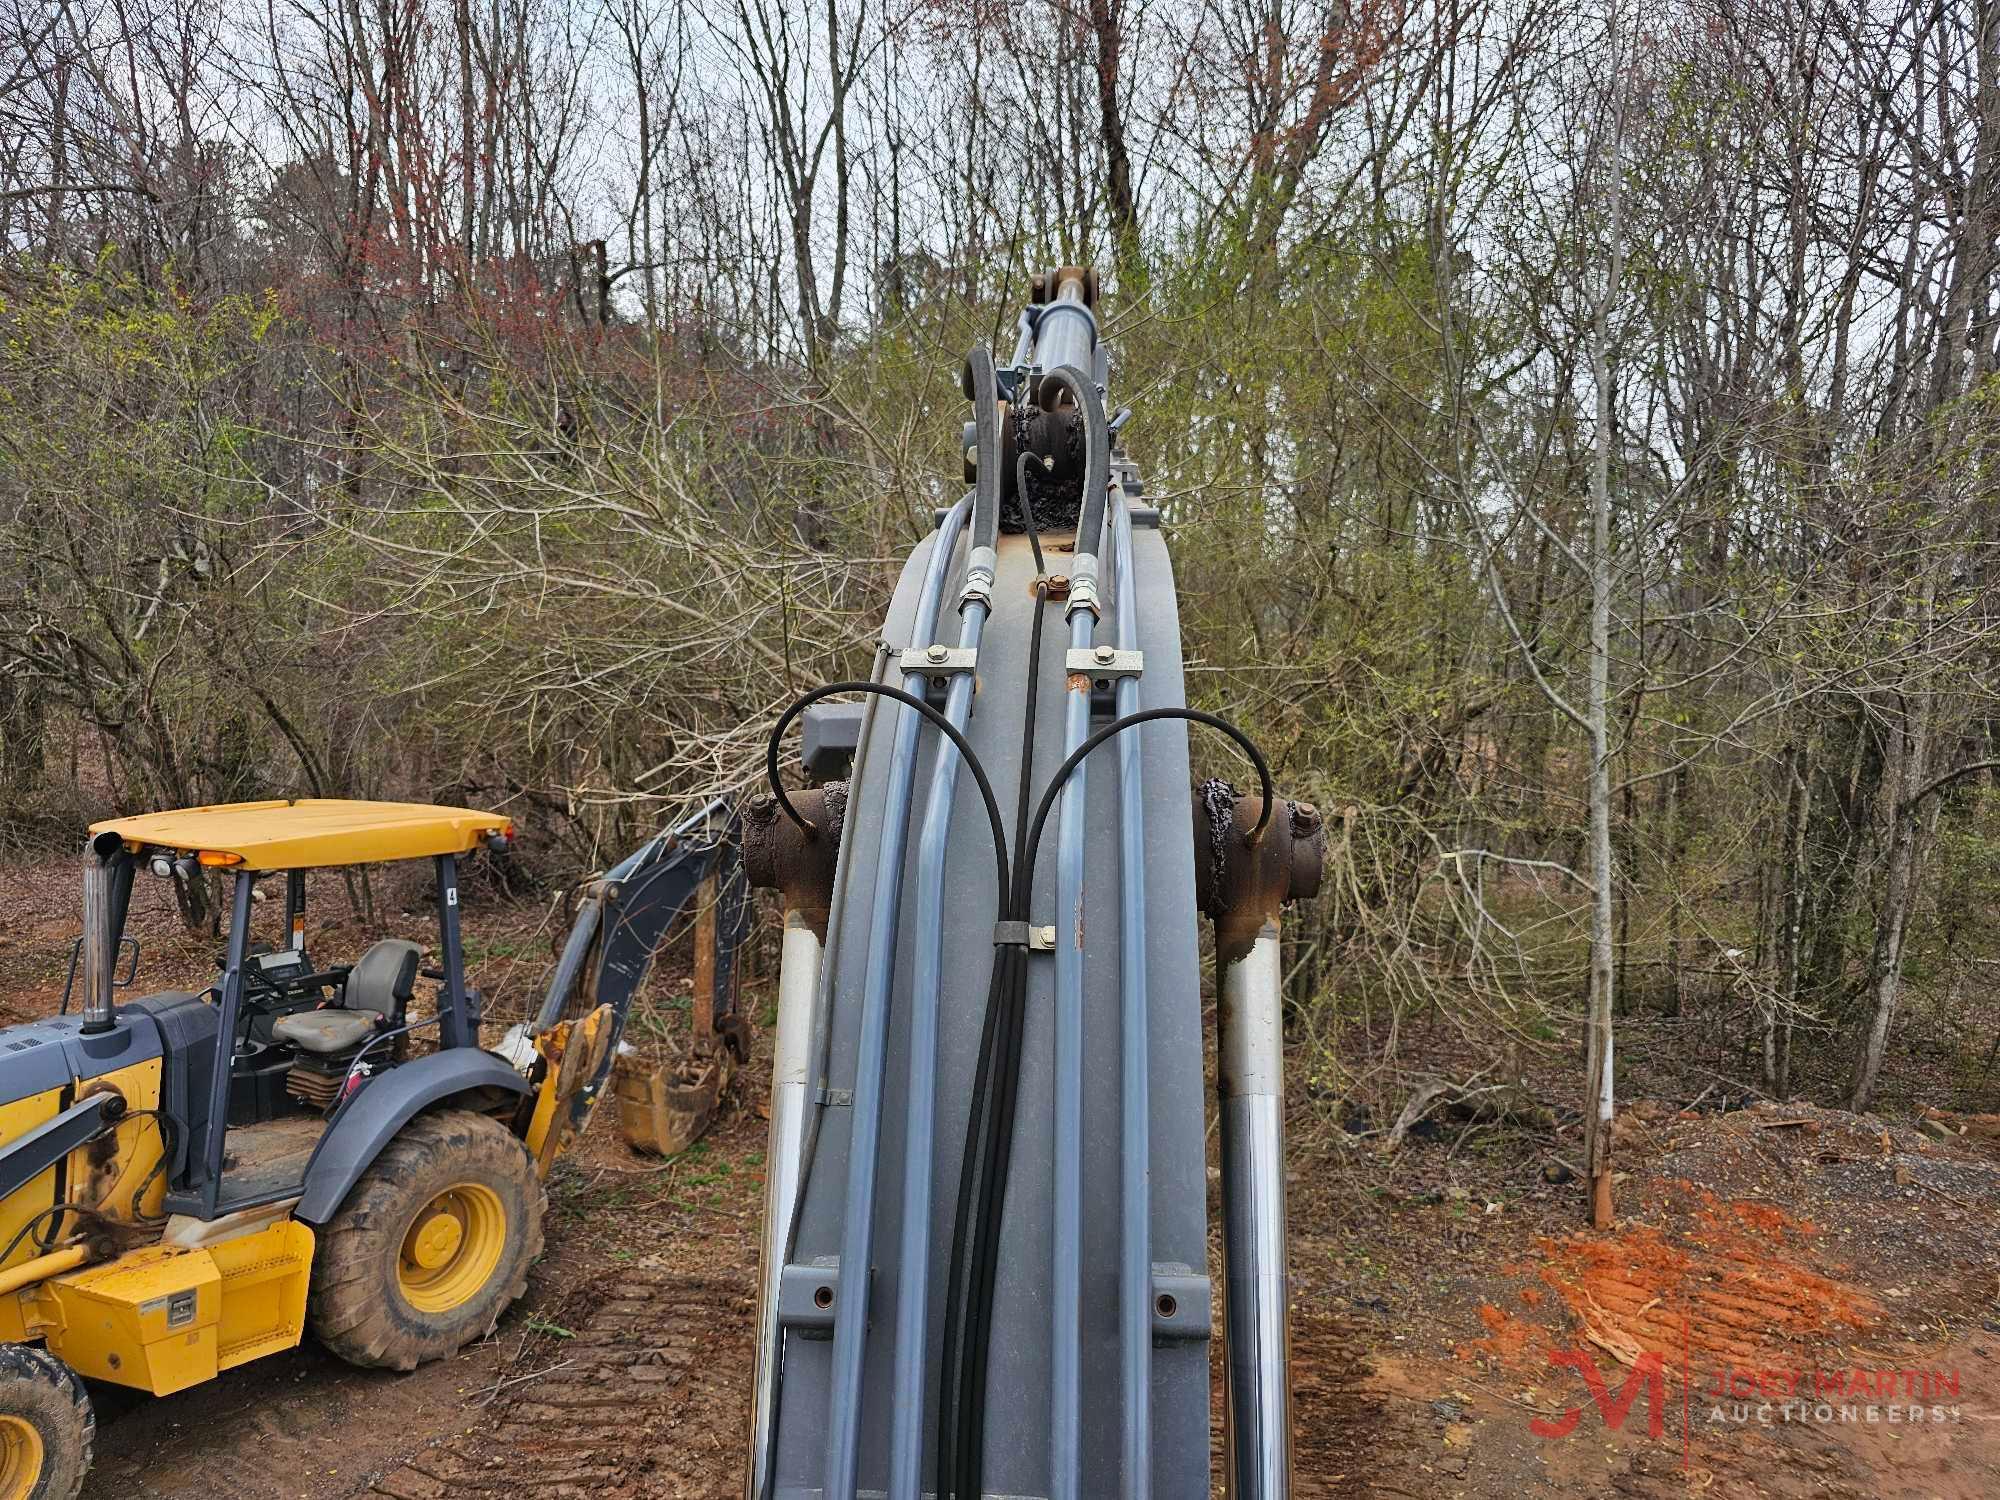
(0, 675), (44, 800)
(454, 0), (476, 269)
(1583, 481), (1616, 1228)
(1086, 0), (1140, 283)
(1767, 738), (1810, 1097)
(1582, 3), (1627, 1230)
(1849, 712), (1927, 1111)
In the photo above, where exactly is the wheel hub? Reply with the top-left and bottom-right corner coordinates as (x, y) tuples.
(0, 1414), (43, 1500)
(396, 1183), (508, 1314)
(404, 1207), (465, 1271)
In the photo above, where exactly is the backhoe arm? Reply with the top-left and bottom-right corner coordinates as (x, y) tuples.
(520, 799), (749, 1172)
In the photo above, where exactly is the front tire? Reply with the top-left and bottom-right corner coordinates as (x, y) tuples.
(0, 1344), (91, 1500)
(308, 1109), (544, 1371)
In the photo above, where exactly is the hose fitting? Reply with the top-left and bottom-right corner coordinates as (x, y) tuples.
(960, 546), (998, 610)
(1064, 556), (1101, 619)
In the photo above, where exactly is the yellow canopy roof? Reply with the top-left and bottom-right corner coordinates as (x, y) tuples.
(91, 799), (514, 871)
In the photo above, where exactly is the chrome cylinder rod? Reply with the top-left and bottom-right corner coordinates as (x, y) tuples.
(750, 908), (824, 1500)
(824, 498), (971, 1500)
(1219, 923), (1292, 1500)
(1032, 274), (1097, 406)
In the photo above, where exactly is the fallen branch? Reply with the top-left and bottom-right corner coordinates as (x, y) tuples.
(469, 1357), (578, 1409)
(1385, 1080), (1460, 1150)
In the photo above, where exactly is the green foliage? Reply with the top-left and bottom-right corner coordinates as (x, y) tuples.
(0, 170), (1996, 1121)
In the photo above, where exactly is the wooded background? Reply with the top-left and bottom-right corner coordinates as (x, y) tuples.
(1, 0), (1996, 1130)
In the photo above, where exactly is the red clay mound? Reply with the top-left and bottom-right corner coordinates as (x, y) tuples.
(1462, 1188), (1877, 1375)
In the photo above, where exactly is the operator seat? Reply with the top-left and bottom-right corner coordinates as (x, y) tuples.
(270, 939), (420, 1054)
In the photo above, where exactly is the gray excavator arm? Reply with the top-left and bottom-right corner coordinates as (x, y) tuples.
(744, 269), (1324, 1500)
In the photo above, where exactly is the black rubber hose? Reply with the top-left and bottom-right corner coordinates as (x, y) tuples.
(1017, 709), (1274, 899)
(939, 484), (1052, 1500)
(1014, 453), (1048, 579)
(945, 706), (1273, 1499)
(765, 682), (1012, 915)
(938, 942), (1016, 1497)
(1036, 364), (1110, 565)
(764, 681), (1014, 1500)
(956, 939), (1025, 1499)
(965, 348), (1003, 557)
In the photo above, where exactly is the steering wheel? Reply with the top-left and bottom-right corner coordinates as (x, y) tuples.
(240, 962), (288, 1001)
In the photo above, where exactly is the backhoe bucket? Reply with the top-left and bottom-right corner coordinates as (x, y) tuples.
(524, 802), (749, 1170)
(611, 1045), (736, 1157)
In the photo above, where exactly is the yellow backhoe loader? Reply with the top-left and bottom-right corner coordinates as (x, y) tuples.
(0, 796), (745, 1498)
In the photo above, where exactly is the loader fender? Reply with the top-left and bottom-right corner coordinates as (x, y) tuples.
(294, 1050), (530, 1224)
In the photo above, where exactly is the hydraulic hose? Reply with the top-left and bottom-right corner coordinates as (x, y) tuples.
(964, 348), (1003, 576)
(804, 497), (971, 1500)
(943, 365), (1122, 1500)
(939, 478), (1053, 1500)
(1008, 309), (1036, 368)
(1023, 709), (1274, 865)
(1035, 364), (1110, 586)
(1047, 574), (1100, 1500)
(939, 623), (1275, 1500)
(1034, 363), (1109, 1499)
(1015, 454), (1048, 577)
(764, 684), (1011, 949)
(1110, 496), (1152, 1499)
(766, 675), (1016, 1500)
(883, 344), (1021, 1498)
(888, 593), (990, 1500)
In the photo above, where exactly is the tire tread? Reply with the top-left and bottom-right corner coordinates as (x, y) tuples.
(308, 1109), (543, 1372)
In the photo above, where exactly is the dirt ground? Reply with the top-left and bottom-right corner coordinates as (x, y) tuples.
(4, 856), (1998, 1497)
(1285, 1099), (2000, 1499)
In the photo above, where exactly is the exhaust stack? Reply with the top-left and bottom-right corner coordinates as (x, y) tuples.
(79, 830), (124, 1034)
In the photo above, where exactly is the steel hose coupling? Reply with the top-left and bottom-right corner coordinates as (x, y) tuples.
(1065, 554), (1102, 619)
(960, 545), (998, 610)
